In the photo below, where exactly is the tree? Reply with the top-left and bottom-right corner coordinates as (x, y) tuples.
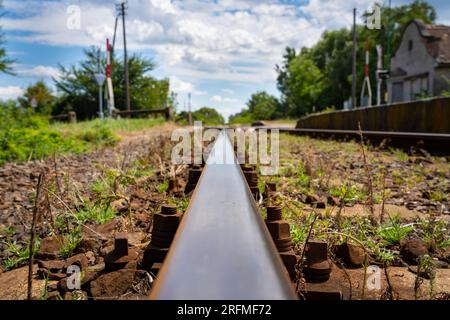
(0, 1), (14, 74)
(246, 91), (278, 120)
(54, 47), (169, 119)
(309, 29), (353, 109)
(18, 81), (55, 115)
(228, 109), (254, 125)
(275, 47), (297, 116)
(275, 0), (437, 114)
(192, 107), (225, 125)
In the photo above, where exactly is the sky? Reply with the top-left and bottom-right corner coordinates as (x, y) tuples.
(1, 0), (450, 119)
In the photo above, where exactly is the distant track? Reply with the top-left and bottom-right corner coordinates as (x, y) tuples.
(227, 126), (450, 153)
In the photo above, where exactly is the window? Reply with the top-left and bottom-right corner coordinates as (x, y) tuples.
(408, 40), (413, 51)
(392, 82), (404, 102)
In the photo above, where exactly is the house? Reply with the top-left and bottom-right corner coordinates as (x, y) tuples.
(387, 19), (450, 103)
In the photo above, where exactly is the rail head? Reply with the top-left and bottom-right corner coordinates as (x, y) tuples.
(149, 130), (297, 300)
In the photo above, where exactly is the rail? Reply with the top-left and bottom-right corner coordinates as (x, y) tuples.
(149, 130), (297, 300)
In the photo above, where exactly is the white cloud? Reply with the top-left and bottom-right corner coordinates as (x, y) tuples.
(2, 0), (376, 86)
(169, 76), (206, 96)
(210, 95), (238, 103)
(211, 95), (223, 103)
(0, 86), (24, 100)
(17, 65), (61, 79)
(222, 89), (234, 95)
(2, 0), (387, 119)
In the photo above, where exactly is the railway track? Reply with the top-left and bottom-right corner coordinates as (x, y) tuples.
(252, 127), (450, 153)
(150, 130), (298, 300)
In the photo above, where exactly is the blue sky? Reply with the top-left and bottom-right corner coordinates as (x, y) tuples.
(1, 0), (450, 119)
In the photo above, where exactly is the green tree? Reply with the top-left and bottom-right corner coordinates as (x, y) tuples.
(54, 47), (169, 119)
(309, 29), (353, 109)
(192, 107), (225, 125)
(246, 91), (278, 120)
(275, 47), (297, 116)
(0, 1), (14, 74)
(284, 54), (324, 116)
(276, 0), (437, 113)
(18, 81), (55, 115)
(228, 109), (254, 125)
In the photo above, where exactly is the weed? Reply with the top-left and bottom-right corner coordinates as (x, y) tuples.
(390, 148), (409, 162)
(376, 248), (396, 263)
(158, 180), (169, 193)
(378, 215), (415, 245)
(40, 274), (49, 300)
(329, 184), (365, 202)
(0, 225), (16, 237)
(418, 218), (450, 250)
(296, 163), (310, 189)
(2, 239), (40, 271)
(428, 190), (448, 202)
(77, 204), (117, 225)
(60, 227), (82, 258)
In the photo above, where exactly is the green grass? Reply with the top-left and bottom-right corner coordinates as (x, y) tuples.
(2, 239), (41, 271)
(378, 215), (415, 246)
(158, 180), (169, 193)
(0, 225), (16, 237)
(329, 184), (366, 202)
(51, 117), (165, 134)
(60, 227), (82, 258)
(0, 116), (165, 165)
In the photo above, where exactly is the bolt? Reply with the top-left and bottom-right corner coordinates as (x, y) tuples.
(304, 240), (332, 283)
(244, 171), (258, 187)
(161, 205), (177, 215)
(266, 206), (282, 221)
(188, 168), (202, 184)
(114, 233), (129, 257)
(306, 240), (328, 262)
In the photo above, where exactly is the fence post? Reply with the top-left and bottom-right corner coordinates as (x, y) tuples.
(68, 112), (77, 124)
(165, 106), (174, 122)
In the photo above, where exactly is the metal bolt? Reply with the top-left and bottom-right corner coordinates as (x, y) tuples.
(114, 234), (129, 257)
(266, 206), (282, 221)
(161, 205), (177, 215)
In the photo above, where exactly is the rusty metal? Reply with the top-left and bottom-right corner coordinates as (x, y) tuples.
(185, 167), (203, 194)
(277, 128), (450, 153)
(142, 205), (182, 271)
(304, 240), (332, 283)
(150, 131), (297, 300)
(105, 234), (138, 272)
(266, 206), (282, 221)
(264, 206), (297, 280)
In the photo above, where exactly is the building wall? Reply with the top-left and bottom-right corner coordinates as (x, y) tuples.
(296, 97), (450, 133)
(388, 22), (435, 103)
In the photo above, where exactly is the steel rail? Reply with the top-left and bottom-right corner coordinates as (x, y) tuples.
(206, 125), (450, 141)
(150, 130), (297, 300)
(277, 128), (450, 140)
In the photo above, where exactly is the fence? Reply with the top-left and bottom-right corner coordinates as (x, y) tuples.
(296, 97), (450, 133)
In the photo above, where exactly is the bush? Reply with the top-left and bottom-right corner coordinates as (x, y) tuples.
(0, 102), (118, 164)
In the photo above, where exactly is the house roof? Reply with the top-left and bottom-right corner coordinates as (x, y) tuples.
(390, 67), (407, 77)
(410, 19), (450, 65)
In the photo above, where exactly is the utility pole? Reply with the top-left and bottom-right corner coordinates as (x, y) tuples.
(351, 8), (357, 109)
(188, 93), (193, 126)
(118, 1), (131, 111)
